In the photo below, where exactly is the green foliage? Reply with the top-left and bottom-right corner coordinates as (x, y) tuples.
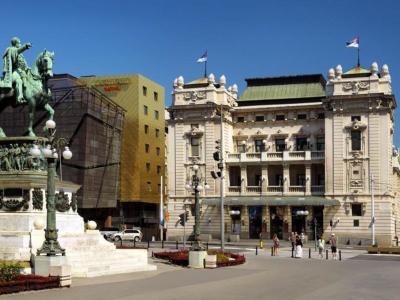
(0, 262), (24, 282)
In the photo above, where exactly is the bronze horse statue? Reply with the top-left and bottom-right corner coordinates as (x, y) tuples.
(0, 50), (55, 137)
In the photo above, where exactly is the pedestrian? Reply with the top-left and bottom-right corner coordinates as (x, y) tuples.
(330, 233), (337, 260)
(295, 235), (303, 258)
(317, 235), (325, 259)
(290, 232), (295, 253)
(272, 233), (280, 256)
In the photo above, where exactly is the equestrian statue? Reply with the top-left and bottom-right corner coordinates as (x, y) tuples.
(0, 37), (55, 137)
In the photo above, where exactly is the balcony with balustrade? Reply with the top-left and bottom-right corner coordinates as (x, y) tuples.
(225, 150), (324, 164)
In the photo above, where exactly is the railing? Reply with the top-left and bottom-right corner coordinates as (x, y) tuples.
(267, 152), (283, 159)
(246, 186), (261, 193)
(311, 151), (325, 159)
(228, 186), (241, 193)
(266, 186), (283, 193)
(246, 153), (261, 159)
(288, 151), (305, 159)
(311, 185), (325, 194)
(227, 153), (240, 160)
(289, 186), (305, 193)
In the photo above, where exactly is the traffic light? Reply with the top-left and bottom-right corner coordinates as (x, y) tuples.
(213, 151), (220, 161)
(214, 140), (221, 161)
(179, 211), (190, 226)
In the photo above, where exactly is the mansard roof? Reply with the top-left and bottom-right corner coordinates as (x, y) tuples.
(239, 74), (326, 104)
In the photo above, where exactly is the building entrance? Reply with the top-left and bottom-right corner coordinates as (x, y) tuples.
(270, 207), (283, 239)
(291, 206), (307, 235)
(249, 206), (262, 239)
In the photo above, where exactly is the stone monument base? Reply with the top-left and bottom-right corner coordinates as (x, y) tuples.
(188, 250), (207, 269)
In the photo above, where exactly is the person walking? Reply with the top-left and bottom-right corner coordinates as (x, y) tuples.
(330, 233), (338, 260)
(290, 232), (296, 253)
(272, 234), (280, 256)
(317, 236), (325, 259)
(295, 235), (303, 258)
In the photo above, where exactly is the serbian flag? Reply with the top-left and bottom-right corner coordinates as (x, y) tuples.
(346, 37), (359, 48)
(197, 51), (208, 63)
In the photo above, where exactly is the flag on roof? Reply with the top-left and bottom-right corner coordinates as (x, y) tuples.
(197, 51), (208, 63)
(346, 37), (359, 48)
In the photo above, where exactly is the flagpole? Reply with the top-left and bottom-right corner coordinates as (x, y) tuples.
(357, 46), (360, 67)
(204, 60), (207, 78)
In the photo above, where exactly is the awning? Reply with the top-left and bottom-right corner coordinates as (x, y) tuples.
(201, 196), (340, 207)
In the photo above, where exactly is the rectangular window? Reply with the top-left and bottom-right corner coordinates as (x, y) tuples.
(144, 125), (149, 134)
(353, 220), (360, 227)
(351, 130), (361, 151)
(255, 115), (264, 122)
(144, 105), (148, 115)
(237, 116), (244, 123)
(317, 113), (325, 119)
(154, 91), (158, 101)
(146, 163), (150, 172)
(352, 204), (362, 216)
(158, 184), (161, 193)
(275, 138), (286, 152)
(317, 174), (325, 186)
(295, 137), (308, 151)
(191, 137), (200, 157)
(155, 129), (160, 137)
(146, 181), (152, 191)
(156, 147), (160, 156)
(276, 174), (283, 186)
(351, 116), (361, 122)
(297, 174), (306, 186)
(143, 86), (147, 96)
(297, 114), (307, 120)
(254, 139), (265, 152)
(157, 165), (161, 174)
(275, 114), (285, 121)
(316, 136), (325, 151)
(154, 110), (159, 120)
(237, 141), (246, 153)
(145, 144), (149, 153)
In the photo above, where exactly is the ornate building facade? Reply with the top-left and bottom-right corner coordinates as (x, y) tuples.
(166, 63), (400, 245)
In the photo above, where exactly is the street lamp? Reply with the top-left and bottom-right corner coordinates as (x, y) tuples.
(185, 164), (209, 251)
(31, 120), (73, 256)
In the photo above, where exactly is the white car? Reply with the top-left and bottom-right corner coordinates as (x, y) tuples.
(112, 229), (142, 242)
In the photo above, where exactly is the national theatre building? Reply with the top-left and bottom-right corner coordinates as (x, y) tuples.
(166, 63), (400, 245)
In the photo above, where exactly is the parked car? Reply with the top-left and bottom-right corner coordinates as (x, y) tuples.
(100, 227), (119, 240)
(112, 229), (143, 242)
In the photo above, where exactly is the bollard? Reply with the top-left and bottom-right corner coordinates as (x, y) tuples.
(134, 240), (136, 248)
(326, 249), (328, 260)
(176, 240), (178, 250)
(339, 250), (342, 261)
(309, 248), (311, 259)
(291, 248), (294, 258)
(148, 240), (150, 249)
(162, 240), (164, 249)
(203, 258), (206, 268)
(151, 251), (154, 258)
(255, 246), (258, 255)
(271, 247), (274, 256)
(206, 242), (209, 250)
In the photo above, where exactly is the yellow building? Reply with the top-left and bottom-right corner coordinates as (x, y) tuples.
(80, 74), (165, 237)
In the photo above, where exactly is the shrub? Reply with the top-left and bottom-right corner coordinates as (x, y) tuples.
(0, 262), (23, 282)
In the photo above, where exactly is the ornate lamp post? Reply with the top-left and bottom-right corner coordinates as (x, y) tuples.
(31, 120), (73, 256)
(185, 164), (210, 251)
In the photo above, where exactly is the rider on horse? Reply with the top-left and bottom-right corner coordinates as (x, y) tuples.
(2, 37), (32, 104)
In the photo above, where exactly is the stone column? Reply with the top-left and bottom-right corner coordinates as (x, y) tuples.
(283, 164), (290, 194)
(240, 166), (247, 193)
(305, 164), (311, 195)
(261, 165), (268, 194)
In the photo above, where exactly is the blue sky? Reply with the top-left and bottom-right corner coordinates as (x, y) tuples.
(1, 0), (399, 142)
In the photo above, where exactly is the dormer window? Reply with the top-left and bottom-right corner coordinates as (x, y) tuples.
(275, 115), (285, 121)
(255, 115), (264, 122)
(297, 114), (307, 120)
(237, 117), (244, 123)
(351, 116), (361, 122)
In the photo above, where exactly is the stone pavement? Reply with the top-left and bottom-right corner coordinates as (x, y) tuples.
(3, 248), (400, 300)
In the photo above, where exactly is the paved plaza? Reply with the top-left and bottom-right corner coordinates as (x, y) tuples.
(3, 247), (400, 300)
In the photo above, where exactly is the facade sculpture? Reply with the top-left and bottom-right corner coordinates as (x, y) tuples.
(0, 143), (45, 172)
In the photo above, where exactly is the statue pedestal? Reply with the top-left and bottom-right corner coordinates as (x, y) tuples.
(34, 255), (69, 276)
(188, 250), (207, 269)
